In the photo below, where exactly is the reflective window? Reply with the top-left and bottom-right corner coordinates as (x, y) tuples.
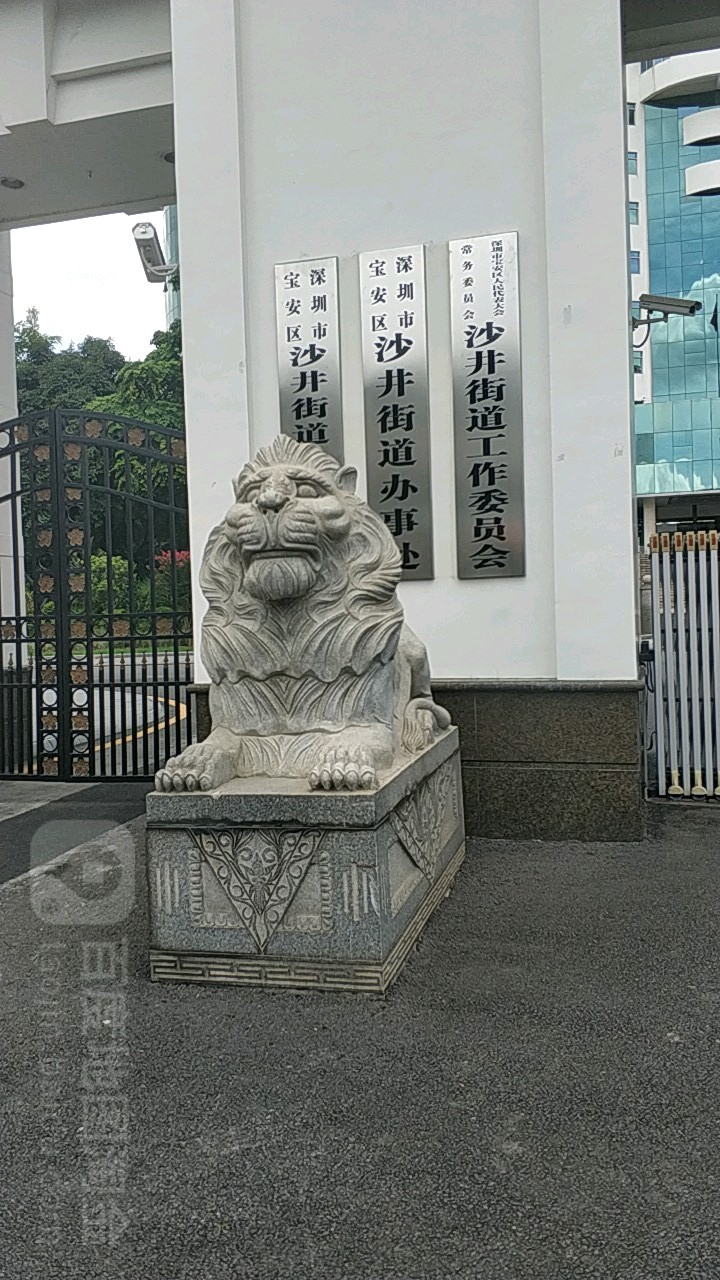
(633, 349), (643, 373)
(632, 103), (720, 497)
(627, 102), (636, 126)
(636, 433), (653, 464)
(630, 250), (641, 274)
(628, 151), (638, 175)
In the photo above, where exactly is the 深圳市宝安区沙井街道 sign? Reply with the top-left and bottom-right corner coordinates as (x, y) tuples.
(274, 256), (343, 464)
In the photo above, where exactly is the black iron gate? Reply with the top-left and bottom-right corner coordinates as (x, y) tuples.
(0, 408), (194, 779)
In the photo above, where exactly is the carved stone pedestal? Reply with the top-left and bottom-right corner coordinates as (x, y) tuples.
(146, 728), (465, 993)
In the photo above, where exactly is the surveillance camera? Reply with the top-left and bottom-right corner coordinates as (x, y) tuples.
(132, 221), (171, 282)
(638, 293), (702, 319)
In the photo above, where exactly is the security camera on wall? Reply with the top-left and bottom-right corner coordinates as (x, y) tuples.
(132, 221), (176, 283)
(634, 293), (703, 326)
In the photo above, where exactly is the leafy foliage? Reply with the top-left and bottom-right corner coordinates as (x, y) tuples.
(14, 310), (189, 635)
(89, 551), (190, 623)
(86, 322), (184, 428)
(155, 550), (191, 613)
(90, 553), (132, 617)
(14, 311), (187, 567)
(15, 307), (126, 417)
(15, 309), (184, 430)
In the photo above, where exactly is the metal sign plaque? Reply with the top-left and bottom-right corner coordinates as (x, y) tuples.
(449, 233), (525, 578)
(274, 256), (343, 462)
(359, 244), (434, 580)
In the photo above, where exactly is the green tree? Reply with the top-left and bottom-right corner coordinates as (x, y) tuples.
(86, 321), (184, 428)
(14, 310), (187, 586)
(14, 307), (126, 416)
(85, 322), (187, 565)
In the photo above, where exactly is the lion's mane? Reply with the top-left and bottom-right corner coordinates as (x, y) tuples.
(199, 436), (404, 684)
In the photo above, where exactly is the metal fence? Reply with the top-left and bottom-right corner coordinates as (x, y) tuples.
(648, 530), (720, 798)
(0, 408), (193, 780)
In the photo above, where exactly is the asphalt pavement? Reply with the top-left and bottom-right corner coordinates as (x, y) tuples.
(1, 800), (720, 1279)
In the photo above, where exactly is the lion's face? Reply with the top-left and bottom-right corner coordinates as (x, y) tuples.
(223, 460), (357, 602)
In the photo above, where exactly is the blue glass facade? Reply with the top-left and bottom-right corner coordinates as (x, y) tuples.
(635, 103), (720, 497)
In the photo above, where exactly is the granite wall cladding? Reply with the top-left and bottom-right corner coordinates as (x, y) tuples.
(184, 680), (644, 842)
(431, 681), (644, 842)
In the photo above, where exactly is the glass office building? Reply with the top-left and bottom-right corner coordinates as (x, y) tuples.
(635, 101), (720, 497)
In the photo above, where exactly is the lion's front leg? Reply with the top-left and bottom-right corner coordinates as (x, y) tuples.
(155, 727), (241, 792)
(307, 727), (393, 792)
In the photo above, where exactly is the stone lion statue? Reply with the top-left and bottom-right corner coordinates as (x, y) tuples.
(155, 435), (451, 792)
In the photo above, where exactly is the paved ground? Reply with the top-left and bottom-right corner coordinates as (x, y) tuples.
(1, 798), (720, 1279)
(0, 781), (150, 883)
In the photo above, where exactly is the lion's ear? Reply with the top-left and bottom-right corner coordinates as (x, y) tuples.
(336, 465), (358, 495)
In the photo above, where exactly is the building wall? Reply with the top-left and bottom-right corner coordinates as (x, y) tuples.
(627, 64), (653, 404)
(632, 55), (720, 502)
(172, 0), (638, 687)
(169, 0), (643, 839)
(0, 0), (645, 836)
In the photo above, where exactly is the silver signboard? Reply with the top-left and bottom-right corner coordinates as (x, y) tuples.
(359, 243), (434, 579)
(274, 256), (343, 462)
(449, 233), (525, 578)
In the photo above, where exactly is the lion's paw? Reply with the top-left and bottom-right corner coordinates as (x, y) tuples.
(155, 742), (237, 793)
(308, 745), (376, 792)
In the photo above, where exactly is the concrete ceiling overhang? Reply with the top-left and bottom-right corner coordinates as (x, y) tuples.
(623, 0), (720, 61)
(0, 0), (174, 230)
(0, 107), (176, 230)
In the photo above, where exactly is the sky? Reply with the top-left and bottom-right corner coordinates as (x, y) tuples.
(10, 211), (169, 361)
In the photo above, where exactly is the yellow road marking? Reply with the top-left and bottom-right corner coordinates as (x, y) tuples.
(93, 693), (187, 753)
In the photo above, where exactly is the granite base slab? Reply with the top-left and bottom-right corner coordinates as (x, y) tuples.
(146, 729), (465, 993)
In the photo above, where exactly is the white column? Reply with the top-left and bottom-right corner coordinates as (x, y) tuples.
(539, 0), (638, 680)
(0, 232), (21, 630)
(169, 0), (250, 675)
(643, 498), (656, 543)
(0, 233), (16, 420)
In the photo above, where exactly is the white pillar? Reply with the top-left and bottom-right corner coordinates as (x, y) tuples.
(643, 497), (656, 543)
(0, 233), (16, 419)
(0, 232), (21, 629)
(169, 0), (250, 676)
(539, 0), (638, 680)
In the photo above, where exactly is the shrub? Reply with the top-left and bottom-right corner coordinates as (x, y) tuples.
(154, 549), (191, 614)
(90, 553), (130, 617)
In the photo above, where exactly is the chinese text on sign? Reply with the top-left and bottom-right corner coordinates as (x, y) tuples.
(449, 233), (525, 578)
(359, 244), (434, 580)
(275, 257), (343, 463)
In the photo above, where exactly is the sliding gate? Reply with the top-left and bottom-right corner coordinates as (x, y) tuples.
(0, 409), (194, 780)
(648, 530), (720, 798)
